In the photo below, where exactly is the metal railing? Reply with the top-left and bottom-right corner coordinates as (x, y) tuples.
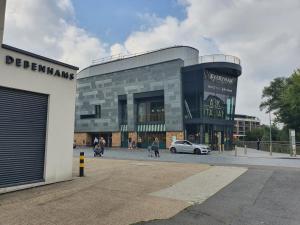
(92, 52), (141, 65)
(199, 54), (241, 65)
(236, 141), (300, 155)
(91, 46), (241, 66)
(92, 45), (184, 65)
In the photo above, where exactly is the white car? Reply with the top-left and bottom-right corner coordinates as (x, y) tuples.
(169, 140), (211, 155)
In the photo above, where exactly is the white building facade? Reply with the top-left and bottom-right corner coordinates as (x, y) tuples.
(233, 114), (261, 139)
(0, 1), (78, 193)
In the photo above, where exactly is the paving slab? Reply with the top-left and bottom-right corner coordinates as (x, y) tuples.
(150, 166), (247, 204)
(0, 158), (212, 225)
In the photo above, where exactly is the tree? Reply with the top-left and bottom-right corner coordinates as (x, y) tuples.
(260, 77), (286, 114)
(279, 71), (300, 129)
(260, 69), (300, 132)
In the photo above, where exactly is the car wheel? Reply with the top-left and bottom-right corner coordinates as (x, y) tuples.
(170, 147), (177, 153)
(194, 148), (201, 155)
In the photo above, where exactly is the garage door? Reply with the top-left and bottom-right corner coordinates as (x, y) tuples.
(0, 86), (48, 188)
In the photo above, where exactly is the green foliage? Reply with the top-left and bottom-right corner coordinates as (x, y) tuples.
(245, 127), (264, 141)
(245, 125), (289, 142)
(260, 69), (300, 133)
(260, 77), (286, 113)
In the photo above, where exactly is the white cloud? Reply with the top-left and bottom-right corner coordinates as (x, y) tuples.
(4, 0), (300, 123)
(4, 0), (107, 69)
(110, 43), (128, 56)
(116, 0), (300, 123)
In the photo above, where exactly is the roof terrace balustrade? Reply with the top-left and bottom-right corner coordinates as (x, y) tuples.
(199, 54), (241, 65)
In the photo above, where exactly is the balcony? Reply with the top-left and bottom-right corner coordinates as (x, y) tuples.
(199, 54), (241, 65)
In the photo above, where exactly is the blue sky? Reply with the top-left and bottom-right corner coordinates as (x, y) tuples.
(5, 0), (300, 123)
(72, 0), (186, 44)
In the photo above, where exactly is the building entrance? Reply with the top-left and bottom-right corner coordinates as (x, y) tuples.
(121, 132), (128, 148)
(137, 132), (166, 149)
(185, 124), (233, 150)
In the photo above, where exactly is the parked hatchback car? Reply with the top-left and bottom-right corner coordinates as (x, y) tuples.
(169, 140), (211, 155)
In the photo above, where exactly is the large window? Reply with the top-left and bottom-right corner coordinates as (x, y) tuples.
(203, 70), (237, 120)
(80, 105), (101, 119)
(150, 102), (164, 122)
(137, 98), (164, 123)
(182, 69), (203, 120)
(184, 90), (202, 119)
(119, 100), (127, 124)
(183, 69), (237, 121)
(138, 102), (147, 123)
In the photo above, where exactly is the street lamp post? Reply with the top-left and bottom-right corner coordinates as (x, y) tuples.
(269, 111), (272, 156)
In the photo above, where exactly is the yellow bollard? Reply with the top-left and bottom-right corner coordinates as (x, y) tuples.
(79, 152), (84, 177)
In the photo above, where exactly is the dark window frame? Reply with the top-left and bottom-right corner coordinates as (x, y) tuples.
(80, 105), (101, 120)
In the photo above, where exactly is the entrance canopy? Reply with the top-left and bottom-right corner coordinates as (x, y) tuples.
(137, 124), (166, 132)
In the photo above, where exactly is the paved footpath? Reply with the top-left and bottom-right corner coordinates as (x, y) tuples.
(74, 147), (300, 168)
(73, 147), (300, 225)
(134, 166), (300, 225)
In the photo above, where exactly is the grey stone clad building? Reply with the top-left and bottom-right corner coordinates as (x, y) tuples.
(74, 46), (242, 150)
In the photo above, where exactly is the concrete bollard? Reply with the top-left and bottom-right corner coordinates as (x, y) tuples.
(235, 146), (237, 157)
(79, 152), (84, 177)
(244, 145), (247, 155)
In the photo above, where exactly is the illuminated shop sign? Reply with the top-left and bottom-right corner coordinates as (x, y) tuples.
(203, 95), (225, 119)
(5, 55), (75, 80)
(204, 70), (237, 95)
(205, 72), (234, 85)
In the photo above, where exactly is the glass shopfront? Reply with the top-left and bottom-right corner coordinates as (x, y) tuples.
(182, 64), (240, 150)
(137, 132), (166, 149)
(203, 69), (237, 121)
(137, 97), (165, 123)
(135, 94), (166, 149)
(185, 123), (233, 150)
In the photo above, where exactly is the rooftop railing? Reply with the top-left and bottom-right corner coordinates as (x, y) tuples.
(91, 46), (185, 65)
(92, 52), (143, 65)
(91, 49), (241, 66)
(199, 54), (241, 65)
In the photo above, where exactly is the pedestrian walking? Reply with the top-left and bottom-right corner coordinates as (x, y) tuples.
(128, 137), (132, 150)
(93, 136), (99, 148)
(99, 137), (106, 156)
(257, 138), (261, 150)
(151, 137), (160, 158)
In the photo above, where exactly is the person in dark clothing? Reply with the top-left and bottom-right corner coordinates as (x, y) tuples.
(94, 144), (102, 157)
(128, 137), (132, 150)
(257, 138), (261, 150)
(152, 137), (160, 157)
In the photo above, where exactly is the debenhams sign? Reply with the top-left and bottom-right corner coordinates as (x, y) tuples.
(5, 55), (75, 80)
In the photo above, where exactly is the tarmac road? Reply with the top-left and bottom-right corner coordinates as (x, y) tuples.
(74, 147), (300, 169)
(134, 166), (300, 225)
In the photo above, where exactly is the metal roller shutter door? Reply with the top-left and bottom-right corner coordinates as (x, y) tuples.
(0, 86), (48, 188)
